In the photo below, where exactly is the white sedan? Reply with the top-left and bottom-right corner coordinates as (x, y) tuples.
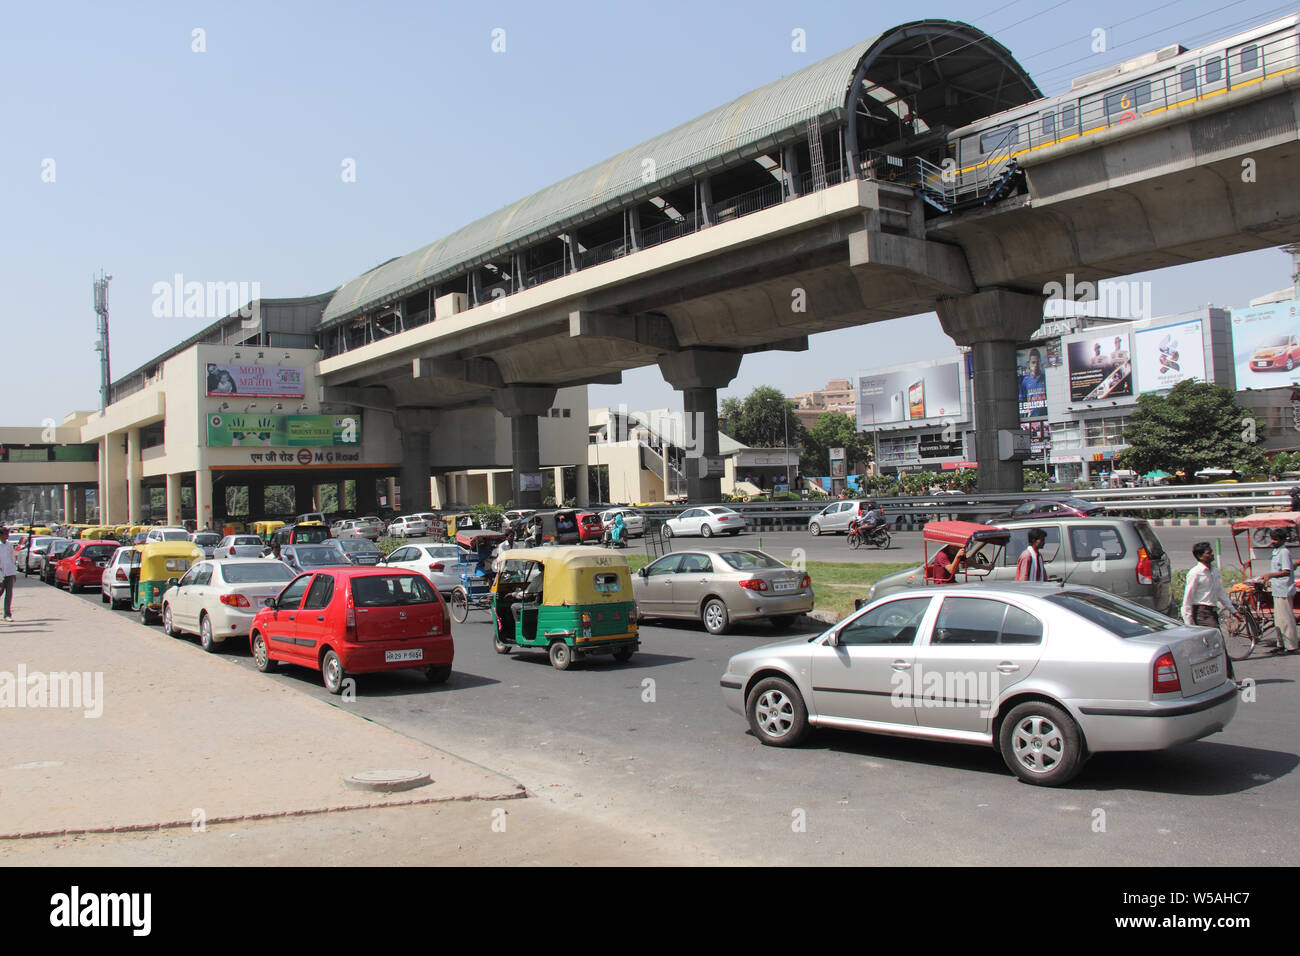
(160, 558), (296, 652)
(383, 542), (460, 594)
(662, 506), (747, 538)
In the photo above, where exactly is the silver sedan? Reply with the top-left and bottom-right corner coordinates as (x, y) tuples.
(633, 549), (812, 634)
(719, 583), (1238, 786)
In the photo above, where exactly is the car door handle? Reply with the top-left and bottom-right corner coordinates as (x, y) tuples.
(316, 615), (324, 622)
(997, 662), (1021, 673)
(891, 660), (912, 670)
(288, 615), (295, 621)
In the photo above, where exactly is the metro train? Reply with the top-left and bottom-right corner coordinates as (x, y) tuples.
(933, 13), (1300, 206)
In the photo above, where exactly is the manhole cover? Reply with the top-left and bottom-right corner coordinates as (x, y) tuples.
(344, 769), (432, 792)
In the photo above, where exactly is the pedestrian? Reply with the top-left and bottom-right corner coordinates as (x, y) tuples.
(1261, 528), (1300, 655)
(1015, 528), (1049, 581)
(0, 527), (16, 621)
(1181, 541), (1238, 633)
(493, 531), (514, 572)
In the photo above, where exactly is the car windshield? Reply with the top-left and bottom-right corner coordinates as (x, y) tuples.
(292, 546), (344, 567)
(221, 563), (295, 584)
(1047, 591), (1176, 638)
(717, 551), (784, 570)
(29, 536), (51, 548)
(234, 537), (262, 546)
(351, 574), (436, 606)
(291, 526), (330, 544)
(82, 545), (118, 561)
(192, 534), (220, 546)
(1062, 498), (1095, 511)
(706, 507), (736, 515)
(425, 546), (458, 559)
(160, 530), (189, 542)
(339, 539), (380, 554)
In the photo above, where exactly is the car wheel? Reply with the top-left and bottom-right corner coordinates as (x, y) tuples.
(100, 590), (108, 604)
(702, 598), (731, 635)
(613, 646), (634, 663)
(199, 614), (218, 653)
(745, 676), (809, 747)
(162, 604), (177, 637)
(251, 631), (276, 672)
(141, 604), (154, 626)
(768, 615), (796, 629)
(425, 664), (452, 684)
(998, 701), (1085, 786)
(450, 587), (469, 624)
(1288, 356), (1295, 372)
(493, 631), (512, 655)
(810, 522), (821, 536)
(322, 650), (347, 695)
(701, 524), (713, 538)
(661, 524), (673, 539)
(549, 640), (573, 670)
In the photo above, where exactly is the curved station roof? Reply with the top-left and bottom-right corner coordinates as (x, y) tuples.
(322, 19), (1039, 327)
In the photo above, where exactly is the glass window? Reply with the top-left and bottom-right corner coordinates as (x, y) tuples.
(1104, 81), (1152, 117)
(933, 598), (1007, 645)
(82, 545), (118, 562)
(1047, 591), (1175, 637)
(179, 567), (199, 587)
(304, 575), (335, 609)
(1001, 527), (1061, 566)
(1068, 525), (1126, 561)
(839, 597), (931, 646)
(1180, 65), (1197, 92)
(351, 574), (435, 606)
(1041, 111), (1056, 137)
(220, 563), (294, 584)
(1205, 56), (1222, 83)
(1061, 103), (1077, 129)
(1241, 44), (1259, 73)
(1001, 606), (1044, 645)
(277, 575), (312, 610)
(677, 554), (714, 573)
(717, 551), (784, 570)
(979, 124), (1019, 154)
(647, 555), (683, 577)
(192, 565), (213, 587)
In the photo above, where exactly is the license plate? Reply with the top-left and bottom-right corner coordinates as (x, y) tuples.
(385, 649), (423, 663)
(1192, 659), (1221, 682)
(773, 581), (796, 592)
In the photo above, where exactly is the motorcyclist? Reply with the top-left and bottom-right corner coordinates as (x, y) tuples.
(859, 502), (885, 535)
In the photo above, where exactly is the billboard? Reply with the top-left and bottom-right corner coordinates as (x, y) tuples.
(206, 413), (361, 447)
(1230, 299), (1300, 388)
(1016, 346), (1049, 421)
(857, 358), (964, 429)
(1133, 320), (1206, 393)
(205, 363), (305, 398)
(1065, 331), (1132, 402)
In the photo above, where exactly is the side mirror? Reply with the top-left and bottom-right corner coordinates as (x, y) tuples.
(826, 629), (840, 647)
(638, 567), (648, 578)
(167, 577), (180, 588)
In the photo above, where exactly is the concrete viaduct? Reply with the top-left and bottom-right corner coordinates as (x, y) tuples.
(312, 17), (1300, 508)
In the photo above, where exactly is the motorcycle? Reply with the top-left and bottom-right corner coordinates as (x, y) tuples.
(847, 519), (891, 550)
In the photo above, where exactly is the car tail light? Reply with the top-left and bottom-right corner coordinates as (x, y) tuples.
(1136, 547), (1153, 586)
(219, 594), (251, 608)
(739, 578), (769, 592)
(428, 563), (444, 572)
(801, 574), (811, 589)
(115, 568), (128, 582)
(1152, 651), (1181, 694)
(717, 515), (731, 521)
(345, 598), (357, 639)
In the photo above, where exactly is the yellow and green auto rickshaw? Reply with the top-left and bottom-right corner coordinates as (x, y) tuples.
(131, 541), (202, 625)
(490, 546), (638, 670)
(253, 520), (285, 542)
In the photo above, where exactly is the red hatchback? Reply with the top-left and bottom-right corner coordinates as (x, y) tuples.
(56, 541), (121, 593)
(577, 511), (605, 544)
(248, 567), (453, 694)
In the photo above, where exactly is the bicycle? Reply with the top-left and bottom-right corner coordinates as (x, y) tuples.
(1222, 580), (1280, 661)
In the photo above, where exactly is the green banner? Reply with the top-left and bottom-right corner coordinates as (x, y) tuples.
(206, 413), (361, 448)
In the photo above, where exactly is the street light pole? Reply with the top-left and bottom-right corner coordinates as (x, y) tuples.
(784, 404), (791, 491)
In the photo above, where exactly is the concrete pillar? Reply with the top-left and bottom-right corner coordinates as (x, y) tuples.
(336, 480), (346, 512)
(937, 290), (1042, 494)
(385, 477), (398, 510)
(661, 444), (672, 500)
(575, 464), (589, 507)
(249, 483), (265, 518)
(166, 473), (183, 526)
(99, 436), (114, 524)
(430, 474), (445, 510)
(63, 485), (72, 523)
(486, 472), (497, 506)
(357, 476), (378, 514)
(293, 480), (313, 516)
(493, 385), (558, 509)
(194, 450), (212, 531)
(73, 488), (86, 523)
(658, 349), (743, 503)
(553, 466), (565, 504)
(126, 428), (142, 523)
(394, 409), (434, 514)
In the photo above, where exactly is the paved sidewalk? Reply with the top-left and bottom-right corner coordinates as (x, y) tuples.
(0, 575), (522, 838)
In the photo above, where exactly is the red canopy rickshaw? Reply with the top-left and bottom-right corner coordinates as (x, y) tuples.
(921, 520), (1010, 584)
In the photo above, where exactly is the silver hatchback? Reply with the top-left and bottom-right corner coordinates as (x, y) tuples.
(720, 583), (1237, 786)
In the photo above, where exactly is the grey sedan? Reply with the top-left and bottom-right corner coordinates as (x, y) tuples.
(633, 549), (813, 634)
(720, 583), (1238, 786)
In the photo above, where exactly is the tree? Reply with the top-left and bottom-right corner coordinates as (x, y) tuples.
(1115, 380), (1267, 478)
(800, 411), (872, 475)
(720, 386), (806, 450)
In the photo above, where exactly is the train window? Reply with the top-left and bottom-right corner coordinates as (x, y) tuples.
(1104, 80), (1152, 118)
(1041, 111), (1056, 137)
(979, 124), (1019, 155)
(1205, 56), (1222, 83)
(1061, 104), (1077, 128)
(1180, 65), (1197, 92)
(1241, 44), (1259, 73)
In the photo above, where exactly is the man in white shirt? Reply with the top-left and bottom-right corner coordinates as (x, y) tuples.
(0, 528), (17, 621)
(1181, 541), (1237, 630)
(1262, 528), (1300, 655)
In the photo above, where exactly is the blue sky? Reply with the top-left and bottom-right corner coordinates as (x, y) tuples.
(2, 0), (1295, 425)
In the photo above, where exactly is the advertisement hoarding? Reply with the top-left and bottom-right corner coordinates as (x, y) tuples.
(206, 413), (361, 447)
(1016, 346), (1049, 420)
(1230, 299), (1300, 388)
(1133, 320), (1206, 393)
(857, 358), (965, 430)
(205, 363), (305, 398)
(1065, 331), (1133, 403)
